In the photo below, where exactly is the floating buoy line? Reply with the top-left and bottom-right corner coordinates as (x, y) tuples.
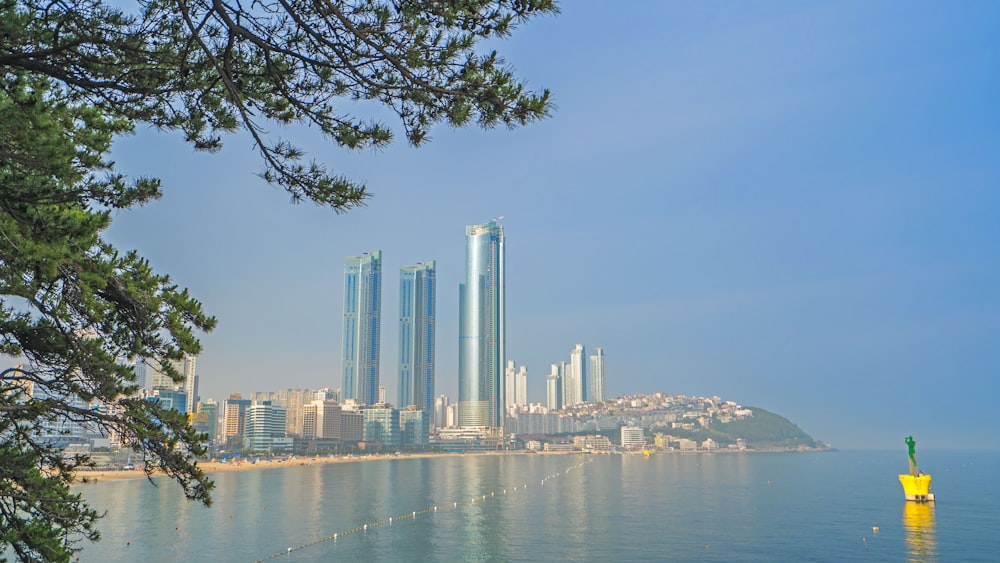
(253, 456), (595, 561)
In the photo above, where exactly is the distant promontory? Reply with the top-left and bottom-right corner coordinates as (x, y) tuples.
(526, 393), (828, 452)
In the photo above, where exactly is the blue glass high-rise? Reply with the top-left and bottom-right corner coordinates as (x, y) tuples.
(459, 221), (505, 428)
(398, 261), (436, 412)
(341, 250), (382, 406)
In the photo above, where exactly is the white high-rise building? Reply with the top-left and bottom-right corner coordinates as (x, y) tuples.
(183, 354), (198, 414)
(516, 364), (528, 406)
(145, 354), (196, 410)
(546, 365), (562, 411)
(570, 344), (586, 404)
(588, 347), (606, 403)
(434, 394), (449, 429)
(621, 425), (645, 450)
(311, 399), (342, 439)
(505, 360), (529, 410)
(505, 360), (516, 410)
(146, 358), (175, 390)
(132, 359), (147, 390)
(559, 360), (575, 406)
(244, 402), (292, 452)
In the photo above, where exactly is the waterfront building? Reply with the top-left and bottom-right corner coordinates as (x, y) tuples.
(340, 410), (364, 442)
(196, 400), (218, 444)
(573, 435), (612, 451)
(222, 394), (252, 449)
(570, 344), (586, 404)
(653, 433), (671, 450)
(458, 220), (505, 429)
(244, 401), (292, 453)
(301, 403), (318, 439)
(588, 347), (605, 403)
(302, 399), (343, 440)
(621, 425), (645, 450)
(342, 250), (382, 406)
(362, 405), (400, 447)
(398, 261), (436, 413)
(399, 406), (430, 446)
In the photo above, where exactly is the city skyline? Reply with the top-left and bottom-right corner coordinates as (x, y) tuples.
(102, 2), (1000, 449)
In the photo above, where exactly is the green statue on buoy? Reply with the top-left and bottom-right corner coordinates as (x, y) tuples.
(905, 435), (918, 476)
(899, 436), (934, 502)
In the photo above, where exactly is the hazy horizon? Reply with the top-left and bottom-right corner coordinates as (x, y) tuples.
(96, 1), (1000, 450)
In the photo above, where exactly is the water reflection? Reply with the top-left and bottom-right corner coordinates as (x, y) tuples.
(902, 502), (936, 563)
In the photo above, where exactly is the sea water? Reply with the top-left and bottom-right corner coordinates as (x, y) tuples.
(72, 450), (999, 561)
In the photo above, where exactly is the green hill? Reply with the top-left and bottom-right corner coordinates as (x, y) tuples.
(716, 407), (819, 449)
(652, 407), (822, 450)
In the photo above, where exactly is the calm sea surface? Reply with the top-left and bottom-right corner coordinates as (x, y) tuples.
(73, 450), (999, 562)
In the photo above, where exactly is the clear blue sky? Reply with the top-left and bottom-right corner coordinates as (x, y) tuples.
(105, 1), (1000, 449)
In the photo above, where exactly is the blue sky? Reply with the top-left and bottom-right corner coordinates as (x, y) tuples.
(105, 1), (1000, 449)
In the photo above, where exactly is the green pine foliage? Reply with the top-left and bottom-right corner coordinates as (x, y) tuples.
(1, 0), (556, 560)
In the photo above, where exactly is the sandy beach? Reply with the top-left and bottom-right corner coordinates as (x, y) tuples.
(72, 451), (520, 484)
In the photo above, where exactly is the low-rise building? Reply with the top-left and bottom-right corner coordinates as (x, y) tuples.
(620, 425), (645, 449)
(572, 435), (612, 451)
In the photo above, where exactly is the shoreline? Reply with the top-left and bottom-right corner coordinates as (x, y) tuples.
(72, 451), (567, 484)
(72, 447), (832, 485)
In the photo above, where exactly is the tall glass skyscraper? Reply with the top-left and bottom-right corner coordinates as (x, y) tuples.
(342, 250), (382, 406)
(459, 220), (505, 428)
(398, 261), (436, 412)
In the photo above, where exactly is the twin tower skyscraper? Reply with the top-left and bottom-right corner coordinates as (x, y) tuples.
(340, 220), (505, 429)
